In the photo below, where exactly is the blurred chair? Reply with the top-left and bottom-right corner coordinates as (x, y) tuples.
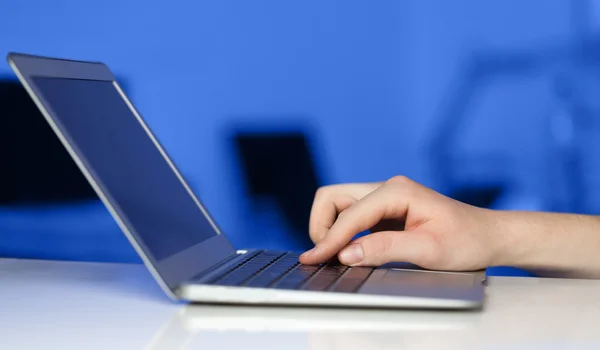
(0, 79), (97, 204)
(0, 78), (137, 262)
(231, 125), (325, 251)
(427, 37), (600, 213)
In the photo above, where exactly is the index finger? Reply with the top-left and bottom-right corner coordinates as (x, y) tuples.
(309, 183), (381, 244)
(300, 181), (409, 264)
(308, 188), (356, 244)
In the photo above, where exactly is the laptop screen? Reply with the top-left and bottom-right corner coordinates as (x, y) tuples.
(32, 77), (219, 261)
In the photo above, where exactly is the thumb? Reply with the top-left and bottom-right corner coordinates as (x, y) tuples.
(337, 230), (437, 267)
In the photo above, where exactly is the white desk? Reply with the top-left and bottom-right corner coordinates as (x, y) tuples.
(1, 258), (599, 349)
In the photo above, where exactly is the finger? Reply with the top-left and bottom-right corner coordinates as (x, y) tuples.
(301, 179), (410, 264)
(308, 183), (382, 244)
(337, 230), (436, 267)
(308, 189), (355, 244)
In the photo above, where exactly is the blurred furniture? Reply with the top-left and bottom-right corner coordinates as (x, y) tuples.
(0, 79), (97, 204)
(0, 78), (135, 262)
(231, 126), (326, 251)
(1, 258), (599, 349)
(427, 1), (600, 214)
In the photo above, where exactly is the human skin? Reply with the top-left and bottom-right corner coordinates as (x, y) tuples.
(299, 176), (600, 278)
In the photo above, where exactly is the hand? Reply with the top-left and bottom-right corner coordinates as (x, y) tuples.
(299, 176), (502, 271)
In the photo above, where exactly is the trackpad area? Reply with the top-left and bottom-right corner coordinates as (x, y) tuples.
(359, 269), (478, 299)
(382, 269), (476, 287)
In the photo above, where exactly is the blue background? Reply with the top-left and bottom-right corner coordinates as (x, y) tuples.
(2, 0), (600, 277)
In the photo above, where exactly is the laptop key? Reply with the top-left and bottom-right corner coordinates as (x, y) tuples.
(245, 254), (300, 288)
(272, 264), (321, 290)
(213, 251), (285, 286)
(303, 265), (348, 292)
(331, 267), (374, 293)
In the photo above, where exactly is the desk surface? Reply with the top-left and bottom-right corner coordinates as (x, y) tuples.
(1, 258), (599, 349)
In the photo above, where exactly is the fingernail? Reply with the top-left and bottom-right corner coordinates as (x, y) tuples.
(339, 244), (364, 265)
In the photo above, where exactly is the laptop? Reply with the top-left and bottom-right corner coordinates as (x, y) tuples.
(7, 52), (486, 309)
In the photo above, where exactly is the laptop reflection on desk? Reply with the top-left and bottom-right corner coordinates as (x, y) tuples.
(144, 305), (479, 350)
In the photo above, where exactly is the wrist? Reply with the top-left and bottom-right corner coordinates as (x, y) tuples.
(488, 210), (535, 267)
(488, 210), (600, 276)
(481, 209), (522, 267)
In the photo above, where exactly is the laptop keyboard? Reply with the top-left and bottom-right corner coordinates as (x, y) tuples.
(199, 251), (374, 293)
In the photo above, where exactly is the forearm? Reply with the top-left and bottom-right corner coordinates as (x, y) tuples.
(491, 211), (600, 278)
